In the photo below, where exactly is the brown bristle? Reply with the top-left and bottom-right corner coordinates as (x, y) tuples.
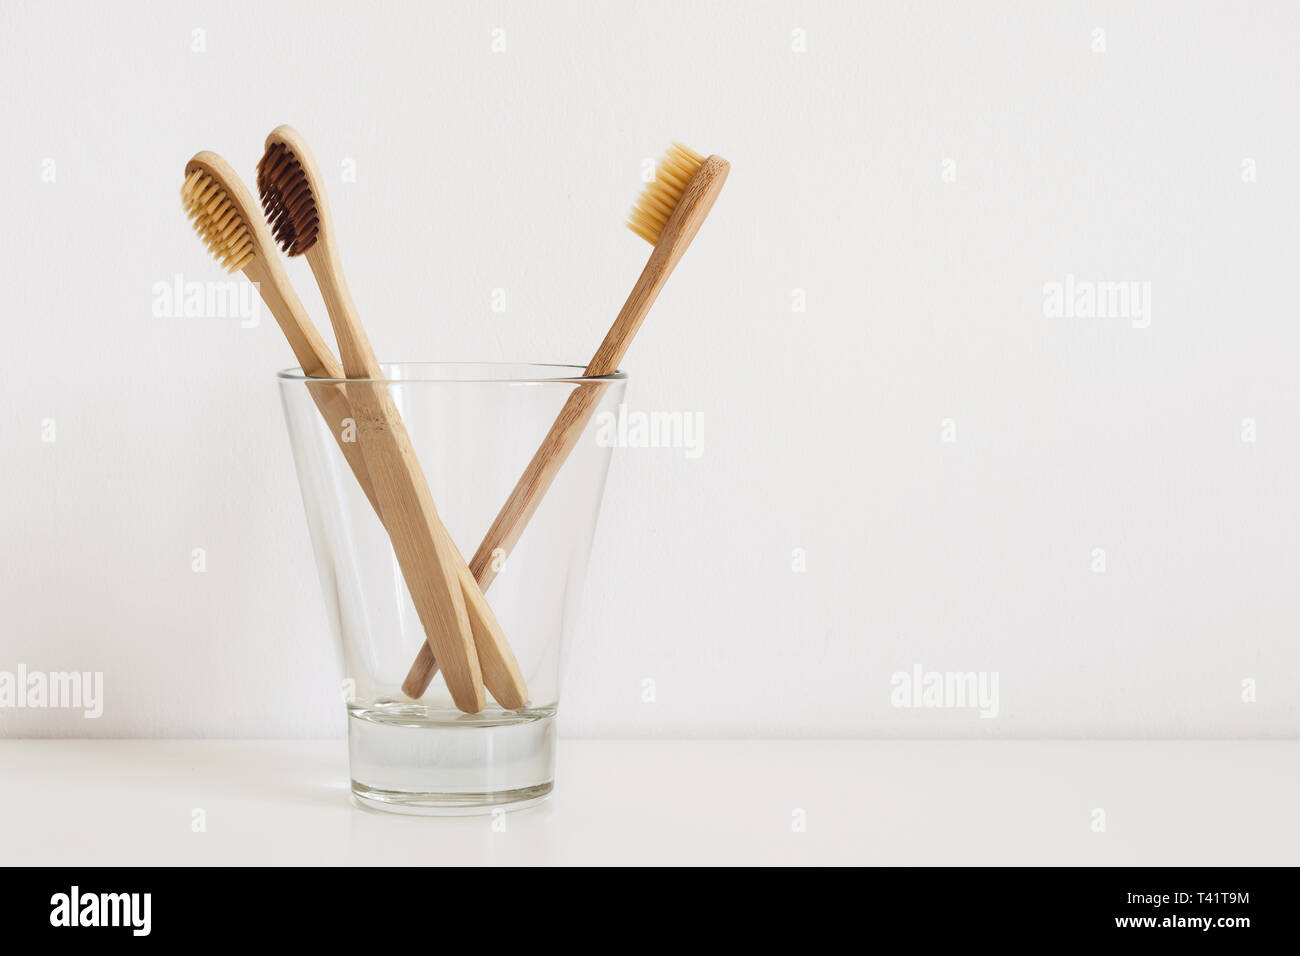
(627, 142), (706, 245)
(256, 141), (320, 256)
(180, 168), (254, 273)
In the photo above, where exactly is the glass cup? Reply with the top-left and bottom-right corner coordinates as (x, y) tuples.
(278, 362), (627, 814)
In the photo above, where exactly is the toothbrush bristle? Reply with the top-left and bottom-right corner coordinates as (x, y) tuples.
(257, 141), (319, 256)
(627, 142), (706, 245)
(180, 169), (255, 273)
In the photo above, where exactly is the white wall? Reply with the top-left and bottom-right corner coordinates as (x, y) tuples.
(2, 0), (1298, 738)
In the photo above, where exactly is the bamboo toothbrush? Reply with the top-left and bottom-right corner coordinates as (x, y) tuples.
(401, 142), (730, 697)
(182, 149), (524, 712)
(181, 152), (380, 512)
(182, 151), (524, 712)
(257, 125), (530, 714)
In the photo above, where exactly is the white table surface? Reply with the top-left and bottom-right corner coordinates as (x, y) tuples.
(1, 739), (1295, 866)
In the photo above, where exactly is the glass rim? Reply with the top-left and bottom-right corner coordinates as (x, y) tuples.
(276, 361), (628, 385)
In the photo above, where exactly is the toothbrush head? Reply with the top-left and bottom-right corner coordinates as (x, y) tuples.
(180, 152), (261, 274)
(627, 142), (707, 245)
(257, 126), (323, 257)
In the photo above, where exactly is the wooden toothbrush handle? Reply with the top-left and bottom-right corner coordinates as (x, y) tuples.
(399, 246), (679, 697)
(400, 254), (670, 695)
(343, 380), (486, 713)
(245, 258), (334, 377)
(306, 243), (493, 714)
(401, 154), (732, 697)
(468, 383), (609, 590)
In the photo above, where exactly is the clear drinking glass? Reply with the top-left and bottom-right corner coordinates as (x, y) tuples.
(278, 362), (627, 814)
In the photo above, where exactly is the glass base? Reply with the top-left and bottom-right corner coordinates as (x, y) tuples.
(347, 699), (556, 816)
(352, 781), (553, 816)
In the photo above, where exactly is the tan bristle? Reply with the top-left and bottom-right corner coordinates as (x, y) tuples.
(180, 169), (254, 273)
(627, 142), (706, 245)
(257, 142), (320, 256)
